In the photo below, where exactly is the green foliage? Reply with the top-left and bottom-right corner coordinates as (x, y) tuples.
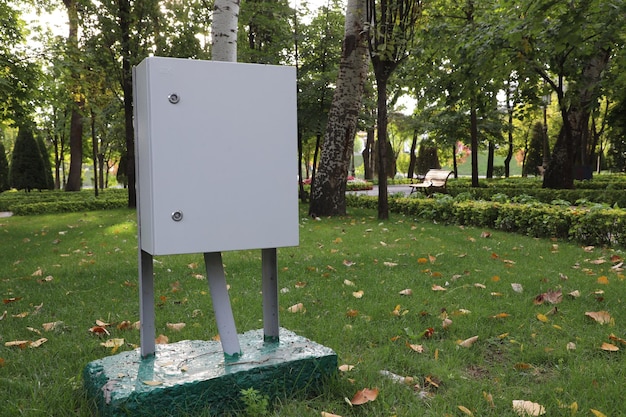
(0, 189), (127, 213)
(523, 122), (545, 177)
(347, 193), (626, 247)
(240, 387), (270, 417)
(415, 141), (441, 175)
(8, 126), (51, 192)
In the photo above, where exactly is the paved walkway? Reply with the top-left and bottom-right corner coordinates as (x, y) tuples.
(0, 212), (12, 218)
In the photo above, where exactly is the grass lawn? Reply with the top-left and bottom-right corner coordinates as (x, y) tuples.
(1, 206), (625, 416)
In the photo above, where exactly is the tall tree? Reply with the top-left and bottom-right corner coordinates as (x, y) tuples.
(504, 0), (624, 188)
(366, 0), (422, 219)
(309, 0), (368, 217)
(213, 0), (241, 61)
(62, 0), (84, 192)
(9, 125), (49, 192)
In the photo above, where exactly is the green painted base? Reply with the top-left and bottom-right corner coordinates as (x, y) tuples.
(83, 328), (337, 416)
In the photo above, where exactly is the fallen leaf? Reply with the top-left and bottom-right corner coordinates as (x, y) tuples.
(458, 335), (478, 348)
(383, 261), (397, 267)
(590, 409), (608, 417)
(12, 312), (29, 318)
(346, 309), (359, 317)
(442, 318), (453, 329)
(288, 303), (306, 313)
(42, 321), (64, 331)
(5, 340), (30, 348)
(343, 260), (355, 267)
(536, 314), (549, 323)
(166, 322), (186, 331)
(101, 338), (125, 353)
(399, 288), (413, 296)
(491, 313), (510, 319)
(474, 283), (486, 289)
(155, 334), (169, 344)
(458, 405), (474, 416)
(568, 290), (580, 298)
(321, 412), (342, 417)
(95, 319), (110, 327)
(597, 275), (609, 285)
(338, 364), (354, 372)
(343, 279), (355, 286)
(89, 326), (110, 336)
(511, 283), (523, 293)
(432, 284), (447, 291)
(352, 290), (364, 299)
(600, 342), (619, 351)
(609, 333), (626, 345)
(117, 321), (132, 330)
(350, 387), (379, 405)
(533, 289), (562, 305)
(3, 297), (22, 304)
(585, 311), (612, 325)
(512, 400), (546, 416)
(31, 268), (43, 276)
(483, 391), (495, 408)
(142, 380), (163, 386)
(590, 258), (606, 265)
(481, 231), (491, 238)
(566, 342), (576, 350)
(407, 343), (424, 353)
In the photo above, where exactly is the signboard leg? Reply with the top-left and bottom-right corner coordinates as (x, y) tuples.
(204, 252), (242, 357)
(139, 249), (156, 358)
(262, 248), (279, 342)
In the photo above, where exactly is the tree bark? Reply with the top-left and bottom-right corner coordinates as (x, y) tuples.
(118, 0), (136, 207)
(212, 0), (240, 62)
(470, 105), (479, 187)
(376, 75), (389, 220)
(63, 0), (83, 192)
(309, 0), (367, 217)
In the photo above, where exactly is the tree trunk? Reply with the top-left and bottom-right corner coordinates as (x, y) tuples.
(118, 0), (136, 207)
(470, 106), (479, 187)
(362, 126), (375, 180)
(486, 140), (494, 179)
(504, 96), (514, 178)
(212, 0), (240, 62)
(407, 129), (418, 179)
(376, 74), (389, 220)
(309, 0), (367, 217)
(63, 0), (83, 192)
(91, 110), (98, 197)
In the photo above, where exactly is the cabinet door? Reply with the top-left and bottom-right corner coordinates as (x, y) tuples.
(135, 57), (298, 255)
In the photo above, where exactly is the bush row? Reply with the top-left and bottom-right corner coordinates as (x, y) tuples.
(0, 189), (128, 213)
(9, 199), (128, 215)
(346, 194), (626, 247)
(447, 187), (626, 207)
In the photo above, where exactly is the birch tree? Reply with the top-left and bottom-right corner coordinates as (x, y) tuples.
(212, 0), (240, 61)
(309, 0), (368, 217)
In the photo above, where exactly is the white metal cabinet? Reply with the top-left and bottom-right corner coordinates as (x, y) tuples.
(134, 57), (299, 255)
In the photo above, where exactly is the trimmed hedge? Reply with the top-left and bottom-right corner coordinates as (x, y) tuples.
(0, 189), (128, 214)
(346, 194), (626, 247)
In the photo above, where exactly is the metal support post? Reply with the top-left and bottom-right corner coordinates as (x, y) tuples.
(262, 248), (279, 342)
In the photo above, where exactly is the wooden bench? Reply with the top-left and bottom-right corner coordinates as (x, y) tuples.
(409, 169), (453, 195)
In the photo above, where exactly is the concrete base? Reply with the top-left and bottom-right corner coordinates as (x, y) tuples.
(83, 328), (337, 416)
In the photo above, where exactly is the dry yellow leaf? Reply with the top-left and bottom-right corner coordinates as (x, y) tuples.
(399, 288), (412, 296)
(590, 409), (608, 417)
(352, 290), (364, 299)
(512, 400), (546, 416)
(383, 261), (397, 267)
(350, 388), (379, 405)
(288, 303), (306, 313)
(458, 335), (478, 348)
(338, 364), (354, 372)
(585, 311), (612, 325)
(442, 318), (453, 329)
(43, 321), (63, 331)
(491, 313), (510, 319)
(600, 342), (619, 351)
(321, 412), (343, 417)
(142, 380), (163, 386)
(483, 391), (495, 408)
(343, 279), (355, 286)
(155, 334), (169, 344)
(597, 276), (609, 284)
(432, 284), (447, 291)
(166, 322), (186, 331)
(29, 338), (47, 348)
(458, 405), (473, 416)
(536, 314), (549, 323)
(407, 343), (424, 353)
(5, 340), (30, 348)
